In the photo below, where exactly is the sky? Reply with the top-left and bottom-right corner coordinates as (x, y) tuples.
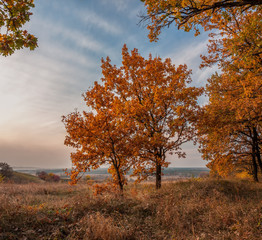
(0, 0), (215, 169)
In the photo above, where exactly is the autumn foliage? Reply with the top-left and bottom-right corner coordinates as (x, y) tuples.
(0, 0), (37, 56)
(63, 45), (202, 190)
(141, 0), (262, 41)
(196, 7), (262, 180)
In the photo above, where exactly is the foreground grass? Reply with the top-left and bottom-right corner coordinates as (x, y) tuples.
(0, 179), (262, 240)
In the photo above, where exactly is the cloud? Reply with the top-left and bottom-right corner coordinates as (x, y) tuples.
(33, 18), (110, 56)
(45, 0), (124, 36)
(74, 9), (123, 36)
(100, 0), (129, 12)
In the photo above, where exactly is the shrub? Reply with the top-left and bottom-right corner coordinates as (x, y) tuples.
(36, 171), (60, 182)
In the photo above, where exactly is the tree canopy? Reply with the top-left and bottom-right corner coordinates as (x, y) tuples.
(0, 0), (37, 56)
(141, 0), (262, 41)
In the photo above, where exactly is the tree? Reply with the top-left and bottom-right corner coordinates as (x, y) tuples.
(0, 162), (13, 178)
(0, 0), (38, 56)
(100, 45), (202, 189)
(197, 8), (262, 181)
(62, 84), (135, 192)
(140, 0), (262, 41)
(198, 73), (262, 181)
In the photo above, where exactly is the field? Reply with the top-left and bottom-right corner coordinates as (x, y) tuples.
(0, 179), (262, 240)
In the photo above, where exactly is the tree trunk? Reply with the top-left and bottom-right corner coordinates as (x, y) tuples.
(255, 144), (262, 174)
(253, 127), (262, 174)
(252, 152), (259, 182)
(113, 164), (124, 193)
(156, 163), (162, 189)
(116, 170), (124, 192)
(118, 181), (124, 193)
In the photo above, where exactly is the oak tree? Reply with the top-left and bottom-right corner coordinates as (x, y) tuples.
(62, 83), (134, 192)
(0, 0), (37, 56)
(101, 45), (202, 189)
(198, 73), (262, 181)
(197, 8), (262, 180)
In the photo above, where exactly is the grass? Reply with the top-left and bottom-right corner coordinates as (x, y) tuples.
(0, 179), (262, 239)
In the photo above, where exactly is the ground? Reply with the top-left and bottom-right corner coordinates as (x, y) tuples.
(0, 179), (262, 239)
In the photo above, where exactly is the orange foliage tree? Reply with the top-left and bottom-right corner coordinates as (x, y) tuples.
(0, 0), (37, 56)
(62, 83), (135, 192)
(140, 0), (261, 41)
(63, 45), (202, 190)
(197, 9), (262, 180)
(100, 45), (202, 189)
(198, 72), (262, 181)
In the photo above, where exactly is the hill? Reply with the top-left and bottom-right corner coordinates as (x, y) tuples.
(0, 178), (261, 239)
(9, 171), (43, 183)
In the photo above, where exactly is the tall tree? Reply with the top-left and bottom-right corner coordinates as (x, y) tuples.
(101, 45), (202, 189)
(140, 0), (262, 41)
(0, 0), (37, 56)
(197, 8), (262, 180)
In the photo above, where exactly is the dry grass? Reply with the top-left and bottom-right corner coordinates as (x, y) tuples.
(0, 179), (262, 239)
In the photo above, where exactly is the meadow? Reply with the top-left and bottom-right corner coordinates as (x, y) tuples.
(1, 178), (262, 240)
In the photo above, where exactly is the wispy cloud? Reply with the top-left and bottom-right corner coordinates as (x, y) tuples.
(100, 0), (129, 12)
(74, 9), (123, 36)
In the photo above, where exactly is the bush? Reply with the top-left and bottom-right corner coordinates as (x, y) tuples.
(36, 171), (60, 182)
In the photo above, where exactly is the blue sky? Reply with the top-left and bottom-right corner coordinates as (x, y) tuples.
(0, 0), (214, 168)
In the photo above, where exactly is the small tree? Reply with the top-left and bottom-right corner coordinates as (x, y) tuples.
(62, 86), (135, 192)
(0, 162), (13, 179)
